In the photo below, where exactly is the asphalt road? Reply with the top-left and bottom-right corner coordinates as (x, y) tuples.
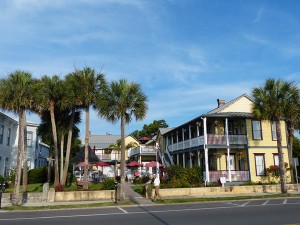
(1, 198), (300, 225)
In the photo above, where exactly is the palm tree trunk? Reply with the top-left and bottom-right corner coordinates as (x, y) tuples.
(62, 109), (75, 186)
(276, 119), (287, 194)
(22, 111), (28, 193)
(83, 106), (90, 190)
(47, 154), (52, 183)
(120, 114), (126, 202)
(12, 109), (25, 206)
(50, 101), (60, 187)
(60, 134), (64, 182)
(287, 121), (295, 183)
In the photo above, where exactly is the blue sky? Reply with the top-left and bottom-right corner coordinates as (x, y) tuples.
(1, 0), (300, 139)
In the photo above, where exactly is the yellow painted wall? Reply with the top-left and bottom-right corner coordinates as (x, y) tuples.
(246, 119), (290, 182)
(222, 96), (252, 113)
(125, 136), (139, 160)
(246, 119), (287, 147)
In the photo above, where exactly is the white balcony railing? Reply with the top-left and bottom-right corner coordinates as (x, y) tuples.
(167, 135), (247, 152)
(128, 146), (157, 157)
(97, 153), (120, 161)
(203, 170), (250, 182)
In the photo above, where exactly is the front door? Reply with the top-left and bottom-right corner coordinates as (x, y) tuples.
(229, 155), (235, 171)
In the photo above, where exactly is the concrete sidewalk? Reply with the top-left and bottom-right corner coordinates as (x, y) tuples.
(124, 181), (154, 205)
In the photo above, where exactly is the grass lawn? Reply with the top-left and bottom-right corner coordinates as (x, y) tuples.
(5, 183), (45, 193)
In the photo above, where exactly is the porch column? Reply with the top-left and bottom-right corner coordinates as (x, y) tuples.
(183, 153), (186, 168)
(182, 128), (185, 150)
(225, 118), (231, 182)
(189, 125), (192, 147)
(196, 122), (200, 136)
(176, 131), (179, 152)
(177, 153), (179, 166)
(202, 117), (209, 183)
(197, 150), (201, 167)
(189, 152), (192, 168)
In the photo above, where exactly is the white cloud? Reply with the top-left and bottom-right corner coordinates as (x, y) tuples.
(254, 5), (265, 23)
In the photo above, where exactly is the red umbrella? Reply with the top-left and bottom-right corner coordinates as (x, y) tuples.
(138, 137), (151, 141)
(76, 162), (92, 167)
(94, 161), (110, 167)
(145, 161), (163, 167)
(126, 161), (142, 167)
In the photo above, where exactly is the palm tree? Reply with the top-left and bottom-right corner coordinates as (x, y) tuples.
(36, 75), (63, 187)
(69, 67), (106, 189)
(96, 79), (148, 201)
(284, 90), (300, 182)
(252, 79), (299, 194)
(0, 71), (33, 206)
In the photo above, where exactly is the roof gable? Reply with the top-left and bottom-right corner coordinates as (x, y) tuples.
(206, 94), (253, 115)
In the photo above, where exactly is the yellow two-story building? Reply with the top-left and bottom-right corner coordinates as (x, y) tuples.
(158, 94), (290, 184)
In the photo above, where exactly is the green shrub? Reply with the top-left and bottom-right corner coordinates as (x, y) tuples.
(28, 166), (48, 184)
(162, 165), (203, 188)
(103, 178), (116, 190)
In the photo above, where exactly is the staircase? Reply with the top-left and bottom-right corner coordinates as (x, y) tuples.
(157, 145), (174, 168)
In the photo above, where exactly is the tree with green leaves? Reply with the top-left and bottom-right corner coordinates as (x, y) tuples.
(35, 75), (63, 187)
(252, 79), (299, 193)
(0, 71), (34, 206)
(96, 79), (148, 201)
(130, 119), (168, 139)
(284, 90), (300, 182)
(70, 67), (106, 189)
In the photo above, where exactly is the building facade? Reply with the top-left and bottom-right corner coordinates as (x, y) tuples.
(0, 112), (49, 177)
(158, 94), (290, 183)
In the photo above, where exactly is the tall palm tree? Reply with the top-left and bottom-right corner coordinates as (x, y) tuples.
(252, 79), (299, 194)
(284, 90), (300, 182)
(35, 75), (63, 187)
(96, 79), (148, 201)
(0, 71), (33, 206)
(69, 67), (106, 189)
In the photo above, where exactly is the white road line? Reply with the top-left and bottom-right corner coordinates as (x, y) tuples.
(118, 207), (128, 214)
(241, 202), (249, 207)
(225, 202), (241, 206)
(283, 199), (288, 204)
(262, 200), (269, 205)
(1, 201), (300, 221)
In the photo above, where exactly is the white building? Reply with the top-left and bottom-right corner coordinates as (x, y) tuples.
(0, 112), (49, 177)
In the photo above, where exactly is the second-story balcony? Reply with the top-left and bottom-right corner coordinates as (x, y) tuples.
(128, 146), (157, 157)
(168, 134), (247, 152)
(97, 153), (121, 161)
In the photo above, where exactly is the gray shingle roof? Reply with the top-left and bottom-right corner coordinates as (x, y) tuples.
(159, 127), (174, 135)
(89, 135), (121, 149)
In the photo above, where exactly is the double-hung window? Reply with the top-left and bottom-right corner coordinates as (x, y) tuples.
(7, 128), (11, 146)
(0, 125), (4, 144)
(273, 154), (279, 166)
(252, 120), (262, 140)
(271, 121), (277, 140)
(27, 132), (33, 147)
(255, 154), (266, 176)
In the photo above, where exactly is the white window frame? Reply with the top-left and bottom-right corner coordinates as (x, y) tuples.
(271, 121), (277, 141)
(7, 128), (11, 146)
(274, 154), (279, 166)
(255, 154), (265, 176)
(252, 120), (262, 140)
(0, 125), (4, 144)
(27, 132), (33, 147)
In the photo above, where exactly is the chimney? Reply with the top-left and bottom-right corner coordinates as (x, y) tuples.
(217, 99), (225, 107)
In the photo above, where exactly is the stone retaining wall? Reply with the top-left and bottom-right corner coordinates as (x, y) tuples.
(154, 184), (299, 198)
(1, 184), (299, 204)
